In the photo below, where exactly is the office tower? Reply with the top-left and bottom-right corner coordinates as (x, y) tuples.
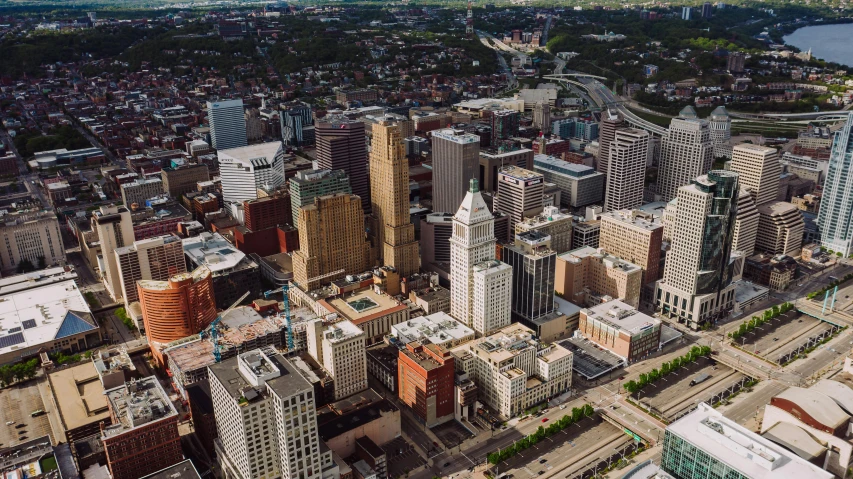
(533, 102), (551, 133)
(420, 212), (454, 268)
(431, 128), (480, 213)
(102, 377), (182, 479)
(306, 320), (367, 401)
(730, 144), (780, 206)
(281, 102), (312, 146)
(818, 116), (853, 255)
(161, 164), (210, 198)
(94, 205), (134, 301)
(243, 193), (291, 231)
(209, 349), (325, 479)
(289, 169), (351, 225)
(597, 110), (623, 174)
(448, 323), (572, 418)
(218, 142), (286, 204)
(708, 106), (731, 158)
(137, 267), (216, 345)
(515, 206), (574, 254)
(681, 6), (692, 20)
(479, 148), (534, 192)
(472, 260), (512, 335)
(316, 117), (370, 213)
(207, 99), (247, 150)
(490, 109), (520, 142)
(503, 231), (557, 320)
(533, 155), (605, 208)
(245, 108), (263, 141)
(398, 342), (455, 426)
(450, 179), (497, 329)
(555, 246), (643, 308)
(0, 210), (65, 274)
(727, 52), (746, 73)
(292, 193), (371, 291)
(599, 209), (663, 286)
(756, 202), (805, 255)
(369, 121), (419, 276)
(702, 1), (713, 18)
(120, 177), (164, 207)
(656, 107), (713, 202)
(732, 190), (759, 255)
(661, 403), (832, 479)
(655, 171), (740, 329)
(604, 128), (649, 212)
(496, 166), (545, 235)
(115, 235), (185, 308)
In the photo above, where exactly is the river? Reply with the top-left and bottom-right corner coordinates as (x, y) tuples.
(783, 23), (853, 68)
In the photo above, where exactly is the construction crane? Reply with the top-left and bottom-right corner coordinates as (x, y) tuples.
(199, 291), (249, 362)
(263, 269), (345, 353)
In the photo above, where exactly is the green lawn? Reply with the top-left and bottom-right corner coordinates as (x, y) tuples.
(40, 456), (58, 472)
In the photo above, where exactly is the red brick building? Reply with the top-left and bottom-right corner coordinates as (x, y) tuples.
(398, 342), (455, 427)
(244, 193), (292, 231)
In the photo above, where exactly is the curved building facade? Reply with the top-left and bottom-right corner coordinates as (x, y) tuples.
(138, 266), (217, 344)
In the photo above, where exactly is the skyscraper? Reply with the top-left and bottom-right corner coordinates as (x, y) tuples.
(316, 117), (370, 214)
(288, 169), (351, 226)
(496, 166), (545, 236)
(732, 189), (760, 255)
(701, 1), (713, 18)
(656, 106), (713, 202)
(472, 260), (513, 335)
(369, 121), (419, 276)
(115, 234), (186, 308)
(654, 171), (740, 329)
(431, 128), (481, 213)
(94, 205), (134, 301)
(209, 349), (329, 479)
(604, 128), (649, 212)
(533, 102), (551, 133)
(503, 230), (557, 321)
(708, 106), (731, 158)
(729, 144), (780, 206)
(450, 179), (498, 329)
(207, 99), (247, 150)
(817, 115), (853, 256)
(490, 109), (520, 143)
(597, 110), (623, 174)
(292, 193), (371, 291)
(218, 142), (286, 205)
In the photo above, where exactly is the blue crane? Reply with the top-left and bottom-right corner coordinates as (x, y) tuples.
(199, 291), (249, 362)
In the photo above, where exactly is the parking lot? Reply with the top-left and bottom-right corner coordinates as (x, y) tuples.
(0, 382), (52, 448)
(734, 313), (840, 364)
(431, 420), (474, 450)
(381, 436), (426, 478)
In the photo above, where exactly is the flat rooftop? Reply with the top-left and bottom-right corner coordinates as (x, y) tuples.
(668, 403), (832, 479)
(140, 459), (202, 479)
(0, 280), (97, 357)
(183, 232), (248, 274)
(0, 266), (78, 295)
(321, 288), (407, 326)
(533, 154), (601, 178)
(600, 209), (662, 231)
(391, 312), (473, 346)
(324, 320), (364, 344)
(557, 336), (624, 380)
(217, 141), (282, 164)
(48, 362), (111, 431)
(499, 165), (541, 180)
(208, 349), (313, 401)
(561, 246), (642, 273)
(583, 300), (660, 335)
(102, 376), (177, 439)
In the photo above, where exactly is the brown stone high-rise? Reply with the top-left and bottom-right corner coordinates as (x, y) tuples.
(370, 121), (419, 277)
(315, 117), (370, 214)
(292, 193), (371, 291)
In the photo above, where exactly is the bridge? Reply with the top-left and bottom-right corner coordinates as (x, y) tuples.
(795, 298), (853, 328)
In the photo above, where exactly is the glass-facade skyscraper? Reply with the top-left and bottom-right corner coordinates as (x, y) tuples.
(817, 114), (853, 256)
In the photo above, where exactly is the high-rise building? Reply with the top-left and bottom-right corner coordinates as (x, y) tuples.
(137, 267), (216, 347)
(288, 169), (351, 225)
(450, 179), (497, 330)
(660, 403), (832, 479)
(243, 193), (291, 231)
(115, 234), (185, 309)
(555, 246), (643, 308)
(817, 115), (853, 256)
(306, 320), (368, 401)
(449, 323), (572, 418)
(496, 166), (545, 235)
(369, 121), (419, 276)
(472, 259), (513, 336)
(732, 189), (760, 255)
(94, 205), (134, 301)
(599, 209), (663, 286)
(490, 109), (520, 142)
(316, 117), (370, 214)
(101, 377), (183, 479)
(281, 102), (312, 146)
(597, 110), (623, 174)
(431, 129), (480, 213)
(209, 349), (328, 479)
(515, 206), (574, 254)
(656, 107), (713, 202)
(701, 1), (713, 18)
(578, 300), (661, 363)
(654, 171), (740, 329)
(681, 6), (692, 20)
(398, 342), (455, 427)
(533, 155), (605, 208)
(604, 128), (649, 212)
(0, 210), (65, 274)
(756, 202), (805, 255)
(730, 144), (780, 206)
(218, 142), (286, 205)
(293, 193), (371, 291)
(708, 106), (731, 158)
(727, 52), (746, 73)
(182, 233), (261, 309)
(533, 102), (551, 133)
(207, 99), (247, 150)
(161, 165), (210, 198)
(503, 230), (557, 320)
(479, 148), (534, 192)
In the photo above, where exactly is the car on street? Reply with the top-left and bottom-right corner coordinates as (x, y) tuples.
(542, 418), (549, 422)
(443, 462), (450, 467)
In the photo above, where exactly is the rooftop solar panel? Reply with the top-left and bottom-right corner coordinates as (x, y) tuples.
(0, 333), (25, 349)
(22, 320), (36, 330)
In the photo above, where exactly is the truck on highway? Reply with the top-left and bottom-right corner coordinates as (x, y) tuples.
(690, 373), (711, 386)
